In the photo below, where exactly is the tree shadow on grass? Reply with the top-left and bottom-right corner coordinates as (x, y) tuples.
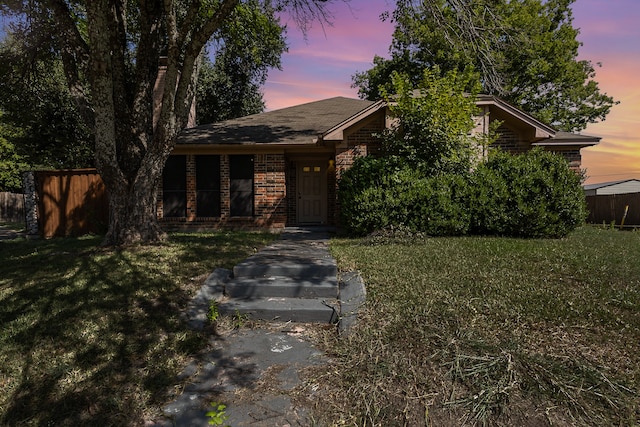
(0, 232), (276, 426)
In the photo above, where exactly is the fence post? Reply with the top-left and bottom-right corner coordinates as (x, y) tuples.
(23, 171), (39, 237)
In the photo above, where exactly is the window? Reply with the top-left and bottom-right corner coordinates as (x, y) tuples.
(196, 155), (221, 217)
(230, 155), (254, 217)
(162, 155), (186, 217)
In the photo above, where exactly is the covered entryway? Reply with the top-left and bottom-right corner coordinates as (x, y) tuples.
(296, 161), (327, 224)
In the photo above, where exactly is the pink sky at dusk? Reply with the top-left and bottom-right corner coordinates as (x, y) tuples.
(264, 0), (640, 185)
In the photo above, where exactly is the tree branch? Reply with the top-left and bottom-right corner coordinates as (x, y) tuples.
(46, 0), (94, 128)
(86, 0), (126, 189)
(132, 0), (163, 151)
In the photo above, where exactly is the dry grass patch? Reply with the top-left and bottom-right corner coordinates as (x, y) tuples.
(318, 226), (640, 426)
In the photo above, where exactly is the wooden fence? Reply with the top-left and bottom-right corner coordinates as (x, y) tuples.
(586, 192), (640, 227)
(0, 192), (25, 223)
(36, 169), (108, 238)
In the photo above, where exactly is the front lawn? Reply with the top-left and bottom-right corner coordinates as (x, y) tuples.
(0, 231), (276, 426)
(321, 226), (640, 426)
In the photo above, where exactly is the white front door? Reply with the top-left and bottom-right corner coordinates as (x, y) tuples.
(297, 161), (327, 224)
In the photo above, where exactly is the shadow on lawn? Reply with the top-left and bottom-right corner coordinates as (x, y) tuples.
(0, 232), (275, 426)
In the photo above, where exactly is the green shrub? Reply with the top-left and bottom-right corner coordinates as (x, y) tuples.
(339, 146), (585, 239)
(379, 67), (483, 176)
(338, 157), (470, 236)
(338, 156), (408, 236)
(467, 164), (512, 235)
(402, 173), (470, 236)
(471, 149), (587, 238)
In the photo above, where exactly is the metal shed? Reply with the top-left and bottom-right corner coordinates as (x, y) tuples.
(583, 179), (640, 196)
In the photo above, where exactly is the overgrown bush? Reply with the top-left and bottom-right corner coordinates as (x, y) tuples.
(400, 173), (470, 236)
(338, 156), (409, 236)
(379, 67), (484, 176)
(470, 149), (587, 238)
(339, 149), (586, 238)
(338, 156), (470, 236)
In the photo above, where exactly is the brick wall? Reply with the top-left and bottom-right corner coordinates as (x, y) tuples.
(548, 148), (582, 172)
(492, 125), (583, 171)
(186, 155), (196, 220)
(493, 124), (529, 154)
(286, 159), (297, 226)
(334, 116), (385, 225)
(335, 117), (384, 181)
(254, 154), (287, 227)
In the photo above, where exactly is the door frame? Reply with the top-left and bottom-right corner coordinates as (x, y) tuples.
(295, 159), (328, 224)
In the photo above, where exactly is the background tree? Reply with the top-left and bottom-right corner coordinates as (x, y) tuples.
(0, 0), (332, 245)
(0, 38), (94, 169)
(0, 117), (30, 193)
(354, 0), (616, 132)
(196, 4), (286, 124)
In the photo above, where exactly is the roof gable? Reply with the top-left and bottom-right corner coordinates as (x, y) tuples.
(477, 95), (556, 138)
(477, 95), (600, 148)
(322, 100), (386, 141)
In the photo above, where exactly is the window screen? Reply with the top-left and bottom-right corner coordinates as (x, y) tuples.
(230, 155), (254, 217)
(162, 155), (186, 217)
(196, 155), (221, 217)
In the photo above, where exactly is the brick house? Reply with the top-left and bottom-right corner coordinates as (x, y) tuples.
(158, 96), (599, 230)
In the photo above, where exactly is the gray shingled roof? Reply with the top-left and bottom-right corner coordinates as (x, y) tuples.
(531, 130), (601, 149)
(177, 97), (376, 145)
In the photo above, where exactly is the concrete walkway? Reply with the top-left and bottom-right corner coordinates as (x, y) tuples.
(154, 228), (366, 427)
(156, 323), (329, 426)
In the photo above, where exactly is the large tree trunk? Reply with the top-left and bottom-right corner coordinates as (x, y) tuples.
(86, 0), (175, 246)
(103, 173), (166, 245)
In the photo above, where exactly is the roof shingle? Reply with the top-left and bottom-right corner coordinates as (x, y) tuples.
(178, 97), (376, 145)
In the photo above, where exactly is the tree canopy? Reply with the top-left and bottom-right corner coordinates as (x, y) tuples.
(195, 3), (286, 124)
(354, 0), (617, 132)
(379, 67), (487, 176)
(0, 35), (94, 170)
(0, 116), (30, 193)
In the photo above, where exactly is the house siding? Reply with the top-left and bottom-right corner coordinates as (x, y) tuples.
(335, 117), (384, 181)
(254, 154), (287, 227)
(493, 124), (529, 154)
(552, 148), (582, 172)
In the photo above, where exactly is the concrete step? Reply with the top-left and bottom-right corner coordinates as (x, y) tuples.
(225, 276), (338, 299)
(219, 297), (339, 323)
(232, 241), (337, 279)
(233, 258), (337, 280)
